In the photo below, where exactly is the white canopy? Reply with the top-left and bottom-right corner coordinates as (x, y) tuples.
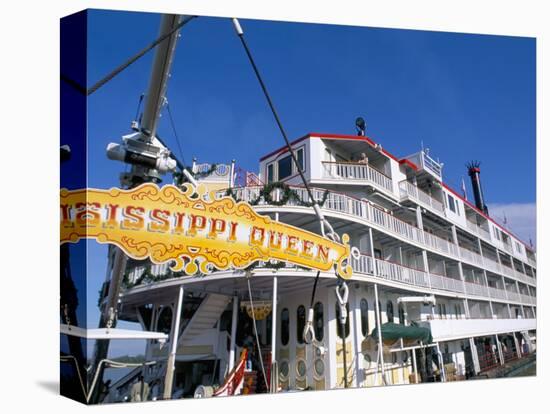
(60, 324), (168, 340)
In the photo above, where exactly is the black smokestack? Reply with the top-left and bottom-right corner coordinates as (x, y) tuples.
(467, 161), (489, 215)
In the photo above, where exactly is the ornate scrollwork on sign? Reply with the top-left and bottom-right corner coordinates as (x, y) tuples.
(60, 183), (352, 278)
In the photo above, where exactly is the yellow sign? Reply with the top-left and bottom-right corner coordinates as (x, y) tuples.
(60, 183), (352, 278)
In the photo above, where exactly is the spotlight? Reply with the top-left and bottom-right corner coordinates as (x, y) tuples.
(355, 117), (366, 136)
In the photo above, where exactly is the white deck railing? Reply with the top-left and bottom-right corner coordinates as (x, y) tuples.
(458, 246), (484, 268)
(399, 180), (444, 213)
(321, 161), (393, 192)
(222, 185), (536, 287)
(487, 286), (508, 301)
(466, 220), (491, 242)
(463, 280), (489, 298)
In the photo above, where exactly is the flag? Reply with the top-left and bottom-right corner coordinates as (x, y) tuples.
(461, 177), (467, 200)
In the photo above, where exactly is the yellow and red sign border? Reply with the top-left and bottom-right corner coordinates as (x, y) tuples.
(60, 183), (352, 278)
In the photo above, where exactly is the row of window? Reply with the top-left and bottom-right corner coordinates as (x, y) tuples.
(280, 302), (324, 346)
(446, 193), (461, 215)
(266, 147), (305, 183)
(279, 300), (409, 345)
(437, 303), (462, 319)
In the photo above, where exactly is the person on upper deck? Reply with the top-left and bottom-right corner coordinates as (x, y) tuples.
(358, 153), (369, 164)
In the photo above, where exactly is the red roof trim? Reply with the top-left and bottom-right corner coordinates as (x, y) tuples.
(399, 158), (419, 171)
(441, 182), (533, 252)
(259, 134), (310, 162)
(259, 132), (401, 162)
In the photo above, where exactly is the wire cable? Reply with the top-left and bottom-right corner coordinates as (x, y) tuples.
(165, 102), (187, 167)
(62, 16), (196, 96)
(231, 18), (337, 241)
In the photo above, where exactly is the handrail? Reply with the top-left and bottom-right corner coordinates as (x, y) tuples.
(221, 185), (537, 286)
(321, 160), (391, 178)
(399, 180), (444, 213)
(321, 161), (393, 192)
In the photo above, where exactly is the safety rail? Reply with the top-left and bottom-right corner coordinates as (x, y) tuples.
(487, 286), (508, 301)
(500, 264), (516, 279)
(506, 291), (520, 303)
(458, 246), (484, 268)
(502, 349), (518, 363)
(463, 280), (489, 298)
(478, 351), (500, 372)
(374, 258), (431, 288)
(399, 180), (444, 213)
(253, 251), (534, 306)
(220, 185), (537, 290)
(428, 272), (464, 294)
(466, 220), (491, 242)
(482, 256), (501, 274)
(321, 161), (393, 192)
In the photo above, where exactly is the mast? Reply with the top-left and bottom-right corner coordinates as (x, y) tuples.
(90, 14), (190, 403)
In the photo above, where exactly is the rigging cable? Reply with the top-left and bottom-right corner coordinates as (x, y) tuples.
(165, 101), (187, 167)
(134, 93), (145, 124)
(62, 16), (196, 96)
(231, 18), (337, 242)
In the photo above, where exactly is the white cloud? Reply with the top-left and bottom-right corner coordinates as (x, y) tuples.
(487, 202), (537, 247)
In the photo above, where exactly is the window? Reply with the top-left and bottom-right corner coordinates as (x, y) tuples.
(493, 226), (501, 241)
(281, 308), (289, 346)
(335, 303), (350, 339)
(377, 300), (383, 325)
(296, 305), (306, 344)
(448, 194), (456, 213)
(398, 304), (406, 325)
(267, 163), (274, 184)
(296, 148), (305, 172)
(278, 155), (292, 180)
(455, 199), (460, 216)
(386, 301), (394, 322)
(314, 302), (324, 341)
(454, 304), (461, 319)
(442, 303), (447, 319)
(438, 304), (443, 318)
(360, 299), (369, 336)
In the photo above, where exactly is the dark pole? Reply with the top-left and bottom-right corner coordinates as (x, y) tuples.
(340, 319), (349, 388)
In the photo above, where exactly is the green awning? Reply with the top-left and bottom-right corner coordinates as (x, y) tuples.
(371, 322), (433, 344)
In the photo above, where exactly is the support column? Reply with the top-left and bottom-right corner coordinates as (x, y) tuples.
(411, 349), (419, 383)
(482, 269), (495, 318)
(494, 335), (504, 365)
(228, 295), (239, 372)
(374, 283), (385, 384)
(513, 334), (522, 359)
(229, 159), (236, 188)
(415, 205), (424, 230)
(435, 343), (446, 382)
(163, 285), (184, 400)
(270, 276), (278, 393)
(515, 280), (526, 318)
(421, 250), (432, 291)
(469, 338), (481, 375)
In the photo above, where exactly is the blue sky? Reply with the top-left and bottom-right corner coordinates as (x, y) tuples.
(78, 9), (535, 354)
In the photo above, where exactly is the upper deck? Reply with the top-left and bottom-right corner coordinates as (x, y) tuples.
(257, 132), (536, 269)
